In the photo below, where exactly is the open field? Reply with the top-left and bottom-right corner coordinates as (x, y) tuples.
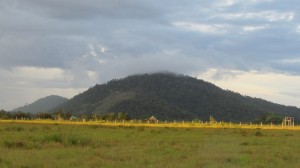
(0, 121), (300, 168)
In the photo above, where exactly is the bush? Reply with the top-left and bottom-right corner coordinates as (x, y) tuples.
(43, 134), (63, 143)
(3, 140), (27, 149)
(67, 135), (92, 147)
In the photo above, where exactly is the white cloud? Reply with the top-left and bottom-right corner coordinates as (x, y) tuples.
(0, 67), (84, 110)
(296, 25), (300, 33)
(216, 11), (294, 22)
(213, 0), (236, 7)
(87, 70), (98, 81)
(243, 25), (269, 32)
(12, 66), (69, 81)
(197, 68), (300, 107)
(275, 58), (300, 64)
(174, 22), (229, 34)
(213, 0), (273, 8)
(84, 43), (108, 64)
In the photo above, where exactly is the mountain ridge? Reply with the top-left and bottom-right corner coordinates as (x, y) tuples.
(53, 73), (300, 122)
(14, 95), (68, 113)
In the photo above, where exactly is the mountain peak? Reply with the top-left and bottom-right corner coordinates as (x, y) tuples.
(54, 73), (300, 121)
(13, 95), (68, 113)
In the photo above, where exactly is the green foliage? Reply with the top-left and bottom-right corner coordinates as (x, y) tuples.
(35, 112), (53, 119)
(43, 134), (64, 143)
(3, 140), (27, 149)
(52, 73), (300, 122)
(91, 112), (130, 121)
(0, 110), (55, 120)
(210, 116), (216, 124)
(256, 112), (283, 124)
(0, 110), (11, 119)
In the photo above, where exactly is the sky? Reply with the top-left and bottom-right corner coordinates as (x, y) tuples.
(1, 0), (300, 110)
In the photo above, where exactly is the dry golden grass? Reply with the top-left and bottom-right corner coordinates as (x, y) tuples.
(1, 119), (299, 130)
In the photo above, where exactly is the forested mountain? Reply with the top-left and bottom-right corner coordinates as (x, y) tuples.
(14, 95), (68, 113)
(53, 73), (300, 122)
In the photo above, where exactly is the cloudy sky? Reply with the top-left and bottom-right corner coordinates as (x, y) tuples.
(1, 0), (300, 110)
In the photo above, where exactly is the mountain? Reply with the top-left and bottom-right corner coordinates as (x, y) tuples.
(53, 73), (300, 122)
(14, 95), (68, 113)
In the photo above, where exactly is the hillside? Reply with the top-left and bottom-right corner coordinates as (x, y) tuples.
(54, 73), (300, 122)
(14, 95), (68, 113)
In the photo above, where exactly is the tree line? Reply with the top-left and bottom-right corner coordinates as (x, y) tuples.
(0, 109), (131, 121)
(0, 109), (285, 124)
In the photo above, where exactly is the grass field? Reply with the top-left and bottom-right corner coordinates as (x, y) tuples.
(0, 121), (300, 168)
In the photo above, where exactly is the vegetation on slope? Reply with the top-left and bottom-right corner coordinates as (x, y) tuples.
(13, 95), (68, 114)
(53, 73), (300, 122)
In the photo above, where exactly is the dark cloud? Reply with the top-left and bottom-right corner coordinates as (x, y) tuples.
(1, 0), (300, 109)
(17, 0), (163, 20)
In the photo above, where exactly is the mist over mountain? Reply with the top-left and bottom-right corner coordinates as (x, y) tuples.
(13, 95), (68, 114)
(53, 73), (300, 121)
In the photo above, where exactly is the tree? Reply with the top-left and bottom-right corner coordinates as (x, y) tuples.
(54, 109), (63, 120)
(0, 110), (10, 119)
(210, 115), (216, 124)
(256, 112), (282, 124)
(63, 112), (72, 120)
(92, 113), (100, 121)
(80, 114), (88, 122)
(11, 111), (32, 120)
(35, 112), (53, 120)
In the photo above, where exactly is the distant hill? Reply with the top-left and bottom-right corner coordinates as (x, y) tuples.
(53, 73), (300, 122)
(14, 95), (68, 113)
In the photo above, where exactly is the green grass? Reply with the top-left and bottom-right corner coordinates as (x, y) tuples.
(0, 123), (300, 168)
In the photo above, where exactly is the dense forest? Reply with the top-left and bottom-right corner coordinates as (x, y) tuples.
(52, 72), (300, 122)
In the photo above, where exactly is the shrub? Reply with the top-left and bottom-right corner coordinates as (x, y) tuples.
(43, 134), (64, 143)
(5, 126), (24, 132)
(67, 135), (92, 147)
(3, 140), (27, 149)
(255, 131), (263, 137)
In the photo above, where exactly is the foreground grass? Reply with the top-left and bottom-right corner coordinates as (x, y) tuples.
(0, 122), (300, 168)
